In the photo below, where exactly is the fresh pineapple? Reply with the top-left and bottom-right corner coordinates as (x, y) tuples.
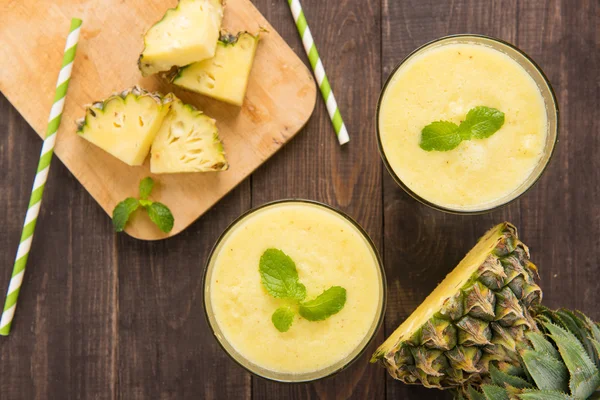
(373, 223), (600, 399)
(77, 87), (171, 166)
(172, 32), (260, 106)
(150, 96), (228, 173)
(138, 0), (223, 76)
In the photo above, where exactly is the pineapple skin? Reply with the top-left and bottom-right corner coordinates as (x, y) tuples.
(172, 32), (260, 106)
(138, 0), (224, 77)
(77, 87), (172, 166)
(372, 223), (543, 390)
(150, 96), (228, 174)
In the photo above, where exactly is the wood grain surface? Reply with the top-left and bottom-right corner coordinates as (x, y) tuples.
(0, 0), (598, 399)
(0, 0), (316, 240)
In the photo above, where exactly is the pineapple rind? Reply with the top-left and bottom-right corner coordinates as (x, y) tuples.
(372, 223), (543, 390)
(172, 31), (260, 106)
(138, 0), (224, 76)
(77, 87), (171, 166)
(150, 96), (228, 173)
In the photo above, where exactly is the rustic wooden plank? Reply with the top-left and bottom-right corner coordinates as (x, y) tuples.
(381, 1), (522, 399)
(0, 94), (117, 399)
(516, 0), (600, 318)
(115, 183), (252, 400)
(250, 0), (385, 399)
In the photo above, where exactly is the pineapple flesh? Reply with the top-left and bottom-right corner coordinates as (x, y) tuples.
(372, 223), (543, 390)
(138, 0), (223, 76)
(150, 96), (228, 173)
(77, 87), (171, 166)
(172, 32), (260, 106)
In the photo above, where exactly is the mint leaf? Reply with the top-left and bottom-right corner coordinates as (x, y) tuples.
(139, 177), (154, 200)
(299, 286), (347, 321)
(145, 202), (174, 233)
(259, 249), (306, 300)
(419, 121), (461, 151)
(271, 307), (295, 332)
(458, 106), (505, 139)
(112, 198), (139, 232)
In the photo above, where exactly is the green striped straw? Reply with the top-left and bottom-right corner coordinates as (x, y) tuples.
(287, 0), (350, 145)
(0, 18), (82, 336)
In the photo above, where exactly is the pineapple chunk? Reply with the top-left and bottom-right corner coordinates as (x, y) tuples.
(172, 32), (259, 106)
(138, 0), (224, 76)
(151, 97), (228, 173)
(77, 87), (171, 166)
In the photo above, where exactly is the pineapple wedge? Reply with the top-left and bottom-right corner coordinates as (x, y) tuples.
(151, 97), (228, 173)
(172, 32), (260, 106)
(138, 0), (224, 76)
(77, 87), (171, 166)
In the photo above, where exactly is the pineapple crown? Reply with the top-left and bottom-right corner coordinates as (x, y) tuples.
(460, 307), (600, 400)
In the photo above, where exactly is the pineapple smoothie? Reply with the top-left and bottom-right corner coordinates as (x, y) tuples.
(378, 37), (555, 212)
(204, 201), (385, 380)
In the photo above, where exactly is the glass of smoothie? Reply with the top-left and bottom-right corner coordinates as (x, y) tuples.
(377, 35), (558, 213)
(203, 200), (386, 382)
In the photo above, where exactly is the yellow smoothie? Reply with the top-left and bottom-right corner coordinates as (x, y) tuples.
(379, 40), (549, 211)
(206, 201), (384, 377)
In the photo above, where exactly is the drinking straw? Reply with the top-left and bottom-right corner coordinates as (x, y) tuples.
(0, 18), (82, 336)
(287, 0), (350, 145)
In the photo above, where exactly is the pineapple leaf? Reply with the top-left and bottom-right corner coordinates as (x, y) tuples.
(521, 349), (569, 392)
(592, 338), (600, 360)
(526, 331), (561, 360)
(481, 384), (509, 400)
(466, 386), (487, 400)
(517, 389), (573, 400)
(490, 364), (533, 389)
(544, 322), (600, 399)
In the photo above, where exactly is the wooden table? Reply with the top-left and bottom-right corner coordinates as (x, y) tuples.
(1, 0), (597, 399)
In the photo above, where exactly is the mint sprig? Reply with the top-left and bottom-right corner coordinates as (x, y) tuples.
(259, 249), (306, 300)
(111, 177), (174, 233)
(272, 307), (295, 332)
(419, 106), (505, 151)
(259, 248), (347, 332)
(299, 286), (347, 321)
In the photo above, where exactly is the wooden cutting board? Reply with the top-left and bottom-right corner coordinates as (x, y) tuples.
(0, 0), (316, 240)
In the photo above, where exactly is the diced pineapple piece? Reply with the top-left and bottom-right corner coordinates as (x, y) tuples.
(77, 87), (171, 166)
(172, 32), (260, 106)
(138, 0), (223, 76)
(150, 97), (228, 173)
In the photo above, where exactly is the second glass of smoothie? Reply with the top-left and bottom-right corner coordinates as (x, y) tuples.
(377, 35), (558, 213)
(203, 200), (386, 382)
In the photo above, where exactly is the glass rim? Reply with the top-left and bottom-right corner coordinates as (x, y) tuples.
(202, 198), (388, 383)
(376, 33), (560, 215)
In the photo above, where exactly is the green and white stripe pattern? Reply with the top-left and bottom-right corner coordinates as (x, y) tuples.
(288, 0), (350, 145)
(0, 18), (82, 336)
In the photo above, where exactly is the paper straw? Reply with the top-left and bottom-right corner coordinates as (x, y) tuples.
(0, 18), (82, 336)
(287, 0), (350, 145)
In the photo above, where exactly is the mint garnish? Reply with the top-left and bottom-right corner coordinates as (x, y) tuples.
(146, 202), (175, 233)
(259, 248), (346, 332)
(419, 106), (505, 151)
(459, 106), (505, 139)
(299, 286), (347, 321)
(271, 307), (295, 332)
(139, 177), (154, 200)
(111, 177), (175, 233)
(420, 121), (461, 151)
(259, 249), (306, 300)
(112, 198), (140, 232)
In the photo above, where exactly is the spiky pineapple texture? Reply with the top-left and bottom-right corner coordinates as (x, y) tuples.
(373, 224), (543, 389)
(373, 223), (600, 399)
